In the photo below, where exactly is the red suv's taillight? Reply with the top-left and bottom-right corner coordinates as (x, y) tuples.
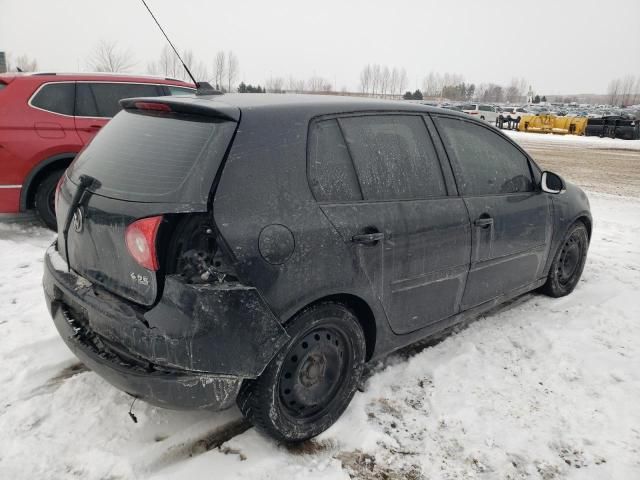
(125, 216), (163, 271)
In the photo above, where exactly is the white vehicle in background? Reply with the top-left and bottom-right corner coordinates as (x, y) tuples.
(499, 106), (529, 122)
(497, 106), (529, 128)
(461, 104), (500, 123)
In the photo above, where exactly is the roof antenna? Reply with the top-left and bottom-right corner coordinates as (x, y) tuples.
(139, 0), (219, 96)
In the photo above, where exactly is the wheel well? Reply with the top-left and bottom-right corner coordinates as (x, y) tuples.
(576, 216), (592, 239)
(25, 159), (73, 209)
(288, 294), (377, 361)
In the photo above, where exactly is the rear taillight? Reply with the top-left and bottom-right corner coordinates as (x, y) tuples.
(125, 216), (163, 271)
(54, 174), (65, 215)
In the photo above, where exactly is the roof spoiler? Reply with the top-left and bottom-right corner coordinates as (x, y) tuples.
(119, 97), (239, 122)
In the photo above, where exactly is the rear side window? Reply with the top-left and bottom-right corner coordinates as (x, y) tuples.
(308, 119), (362, 202)
(168, 86), (195, 96)
(435, 117), (534, 196)
(339, 115), (446, 200)
(69, 110), (236, 203)
(30, 83), (75, 115)
(75, 83), (164, 117)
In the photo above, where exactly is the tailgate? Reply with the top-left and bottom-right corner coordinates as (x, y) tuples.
(58, 100), (239, 306)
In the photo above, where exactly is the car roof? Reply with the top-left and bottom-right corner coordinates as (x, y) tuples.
(0, 71), (194, 87)
(153, 93), (466, 119)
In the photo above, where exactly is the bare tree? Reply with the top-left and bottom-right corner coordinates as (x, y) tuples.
(88, 40), (134, 72)
(265, 76), (285, 93)
(633, 76), (640, 105)
(505, 77), (527, 103)
(308, 76), (331, 93)
(380, 66), (391, 97)
(397, 68), (408, 97)
(371, 64), (381, 96)
(147, 46), (206, 83)
(226, 51), (238, 93)
(12, 54), (38, 72)
(181, 50), (208, 82)
(620, 74), (636, 106)
(212, 51), (226, 90)
(287, 76), (306, 93)
(147, 45), (181, 79)
(359, 64), (372, 95)
(607, 78), (621, 106)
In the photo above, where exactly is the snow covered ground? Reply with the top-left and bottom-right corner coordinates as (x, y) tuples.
(504, 130), (640, 151)
(1, 193), (639, 478)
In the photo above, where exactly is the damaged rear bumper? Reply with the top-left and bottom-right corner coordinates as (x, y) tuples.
(43, 243), (289, 410)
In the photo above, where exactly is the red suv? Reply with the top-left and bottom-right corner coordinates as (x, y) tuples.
(0, 73), (194, 228)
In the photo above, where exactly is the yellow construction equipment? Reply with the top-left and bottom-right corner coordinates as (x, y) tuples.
(518, 114), (587, 135)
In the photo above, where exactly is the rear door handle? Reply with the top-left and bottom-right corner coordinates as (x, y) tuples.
(82, 125), (103, 131)
(352, 232), (385, 245)
(474, 217), (494, 228)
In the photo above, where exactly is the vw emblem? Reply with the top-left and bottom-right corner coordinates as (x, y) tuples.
(72, 208), (84, 233)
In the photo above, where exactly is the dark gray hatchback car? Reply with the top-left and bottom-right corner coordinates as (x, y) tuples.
(43, 94), (591, 442)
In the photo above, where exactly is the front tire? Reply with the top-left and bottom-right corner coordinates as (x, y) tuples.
(541, 222), (589, 297)
(237, 302), (366, 443)
(34, 169), (65, 230)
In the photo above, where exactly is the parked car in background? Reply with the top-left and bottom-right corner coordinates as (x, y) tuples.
(461, 103), (500, 123)
(44, 94), (591, 442)
(0, 72), (195, 228)
(499, 106), (528, 122)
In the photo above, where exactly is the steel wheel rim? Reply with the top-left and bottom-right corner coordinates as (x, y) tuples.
(557, 233), (583, 285)
(278, 324), (350, 421)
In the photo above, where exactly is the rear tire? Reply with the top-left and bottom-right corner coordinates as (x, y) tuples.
(237, 302), (366, 443)
(540, 222), (589, 297)
(34, 169), (65, 230)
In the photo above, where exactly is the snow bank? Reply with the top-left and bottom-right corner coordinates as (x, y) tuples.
(504, 130), (640, 151)
(1, 193), (639, 479)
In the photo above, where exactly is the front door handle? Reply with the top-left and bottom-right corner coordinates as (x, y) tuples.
(474, 217), (494, 228)
(352, 232), (385, 246)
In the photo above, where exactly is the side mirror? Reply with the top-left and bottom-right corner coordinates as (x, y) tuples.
(541, 171), (565, 194)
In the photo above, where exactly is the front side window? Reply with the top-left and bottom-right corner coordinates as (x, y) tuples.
(31, 83), (75, 115)
(339, 115), (446, 200)
(307, 119), (362, 202)
(75, 83), (164, 117)
(435, 117), (534, 196)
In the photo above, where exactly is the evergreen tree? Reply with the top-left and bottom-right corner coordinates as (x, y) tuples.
(403, 91), (414, 100)
(533, 95), (541, 104)
(541, 95), (547, 102)
(237, 81), (247, 93)
(413, 89), (423, 100)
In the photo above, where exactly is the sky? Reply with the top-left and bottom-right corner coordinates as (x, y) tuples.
(1, 0), (639, 95)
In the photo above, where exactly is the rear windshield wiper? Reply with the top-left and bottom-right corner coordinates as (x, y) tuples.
(62, 174), (100, 272)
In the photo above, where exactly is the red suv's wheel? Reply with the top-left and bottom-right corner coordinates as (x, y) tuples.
(34, 169), (65, 230)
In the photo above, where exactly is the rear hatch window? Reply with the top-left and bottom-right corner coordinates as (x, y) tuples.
(68, 108), (237, 205)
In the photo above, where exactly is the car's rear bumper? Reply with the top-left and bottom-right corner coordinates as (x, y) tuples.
(43, 242), (289, 410)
